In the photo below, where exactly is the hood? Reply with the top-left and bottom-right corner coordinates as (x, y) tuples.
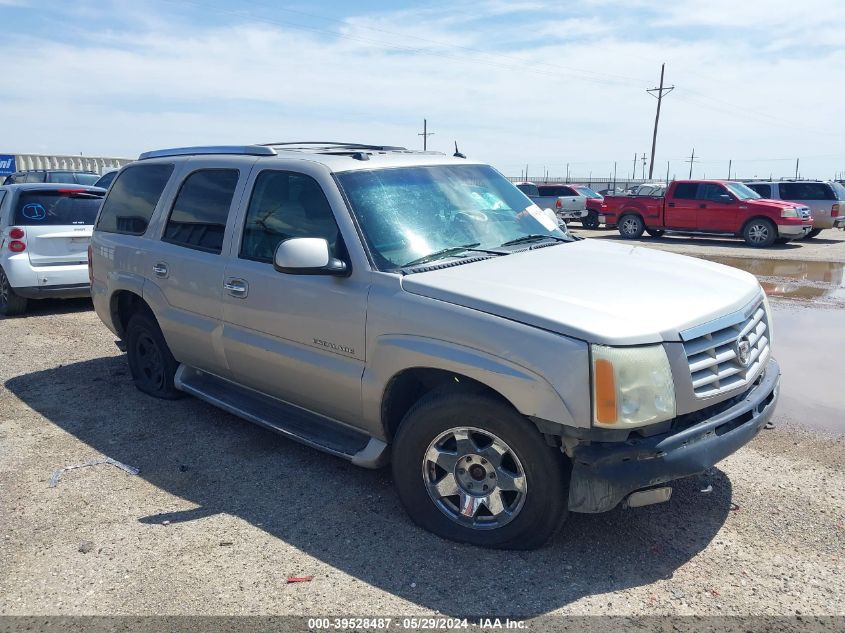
(747, 198), (802, 211)
(401, 240), (762, 345)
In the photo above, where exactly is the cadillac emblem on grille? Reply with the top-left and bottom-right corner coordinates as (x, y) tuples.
(736, 337), (752, 367)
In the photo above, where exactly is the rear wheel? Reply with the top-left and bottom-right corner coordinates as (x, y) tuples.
(646, 228), (665, 237)
(0, 268), (28, 316)
(742, 219), (777, 248)
(126, 310), (183, 399)
(618, 214), (645, 239)
(392, 391), (569, 550)
(805, 228), (822, 239)
(581, 211), (600, 230)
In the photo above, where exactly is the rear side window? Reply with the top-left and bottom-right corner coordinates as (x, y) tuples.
(673, 183), (698, 199)
(163, 169), (240, 254)
(74, 173), (100, 186)
(96, 164), (174, 235)
(779, 182), (836, 201)
(25, 172), (46, 183)
(13, 191), (104, 226)
(516, 183), (539, 197)
(747, 183), (772, 198)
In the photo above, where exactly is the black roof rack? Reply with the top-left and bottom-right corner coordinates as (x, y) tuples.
(261, 142), (407, 151)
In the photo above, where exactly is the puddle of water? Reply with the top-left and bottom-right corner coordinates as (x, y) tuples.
(769, 305), (844, 435)
(696, 256), (845, 303)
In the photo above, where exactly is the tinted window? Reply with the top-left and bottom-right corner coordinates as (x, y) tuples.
(516, 183), (539, 197)
(697, 183), (729, 201)
(240, 171), (340, 263)
(45, 171), (82, 184)
(673, 183), (698, 199)
(14, 191), (104, 226)
(96, 164), (174, 235)
(25, 172), (46, 183)
(74, 173), (100, 186)
(162, 169), (239, 254)
(94, 171), (117, 189)
(747, 183), (771, 198)
(779, 182), (836, 201)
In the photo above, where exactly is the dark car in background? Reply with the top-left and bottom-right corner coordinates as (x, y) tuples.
(3, 169), (100, 186)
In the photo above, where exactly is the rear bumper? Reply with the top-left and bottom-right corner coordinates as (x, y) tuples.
(14, 283), (90, 299)
(557, 210), (588, 220)
(567, 357), (780, 513)
(833, 216), (845, 229)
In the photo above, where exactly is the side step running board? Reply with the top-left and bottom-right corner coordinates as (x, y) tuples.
(174, 365), (388, 468)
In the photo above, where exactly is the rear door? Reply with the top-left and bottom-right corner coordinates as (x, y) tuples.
(12, 189), (103, 266)
(778, 182), (838, 227)
(664, 182), (699, 228)
(696, 183), (739, 232)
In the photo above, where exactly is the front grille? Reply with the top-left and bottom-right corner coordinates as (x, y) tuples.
(682, 301), (770, 398)
(798, 207), (812, 220)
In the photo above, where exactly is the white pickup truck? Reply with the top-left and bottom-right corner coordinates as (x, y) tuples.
(515, 182), (588, 222)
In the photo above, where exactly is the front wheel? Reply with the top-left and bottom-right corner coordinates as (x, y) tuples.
(392, 391), (569, 549)
(743, 219), (777, 247)
(581, 210), (601, 230)
(0, 268), (28, 316)
(618, 214), (645, 239)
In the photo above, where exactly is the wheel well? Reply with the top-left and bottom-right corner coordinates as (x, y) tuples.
(620, 210), (643, 220)
(381, 368), (506, 440)
(112, 290), (152, 338)
(741, 216), (776, 232)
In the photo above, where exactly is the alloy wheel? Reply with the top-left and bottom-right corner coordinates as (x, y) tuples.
(422, 427), (527, 530)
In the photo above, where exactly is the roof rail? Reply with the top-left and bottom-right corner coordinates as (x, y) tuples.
(261, 142), (407, 152)
(138, 145), (277, 160)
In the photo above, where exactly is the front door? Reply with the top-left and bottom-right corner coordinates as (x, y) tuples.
(696, 183), (739, 232)
(221, 169), (368, 424)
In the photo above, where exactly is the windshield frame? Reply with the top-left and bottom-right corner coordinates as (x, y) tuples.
(334, 164), (569, 273)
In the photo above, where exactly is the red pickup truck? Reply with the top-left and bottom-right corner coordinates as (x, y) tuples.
(599, 180), (814, 247)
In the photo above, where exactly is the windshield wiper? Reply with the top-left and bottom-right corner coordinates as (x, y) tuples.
(401, 243), (482, 267)
(499, 234), (569, 248)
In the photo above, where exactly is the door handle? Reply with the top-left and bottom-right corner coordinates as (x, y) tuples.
(152, 263), (168, 278)
(699, 204), (707, 209)
(667, 202), (675, 208)
(224, 279), (248, 298)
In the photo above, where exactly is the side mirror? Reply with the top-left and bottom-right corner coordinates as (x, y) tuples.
(273, 238), (348, 276)
(718, 193), (734, 203)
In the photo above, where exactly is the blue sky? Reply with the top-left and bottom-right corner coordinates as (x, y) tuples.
(2, 0), (844, 180)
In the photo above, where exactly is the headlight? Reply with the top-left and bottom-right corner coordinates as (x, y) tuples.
(591, 344), (676, 428)
(781, 207), (799, 218)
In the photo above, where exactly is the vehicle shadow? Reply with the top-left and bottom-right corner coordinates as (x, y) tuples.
(5, 356), (733, 617)
(595, 234), (804, 250)
(0, 297), (93, 320)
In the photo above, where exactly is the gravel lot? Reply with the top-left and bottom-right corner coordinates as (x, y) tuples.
(2, 234), (844, 619)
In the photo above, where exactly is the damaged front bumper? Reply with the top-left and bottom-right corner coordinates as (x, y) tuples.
(567, 357), (780, 513)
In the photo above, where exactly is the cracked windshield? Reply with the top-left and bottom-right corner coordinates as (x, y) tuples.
(337, 164), (567, 269)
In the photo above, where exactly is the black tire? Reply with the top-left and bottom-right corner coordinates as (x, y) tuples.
(805, 228), (822, 239)
(0, 268), (28, 316)
(392, 391), (569, 550)
(646, 228), (665, 237)
(618, 213), (645, 239)
(742, 218), (777, 248)
(125, 310), (183, 399)
(581, 210), (600, 230)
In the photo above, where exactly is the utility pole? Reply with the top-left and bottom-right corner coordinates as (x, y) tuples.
(795, 158), (800, 179)
(728, 159), (732, 180)
(632, 153), (637, 181)
(566, 163), (570, 183)
(666, 161), (670, 185)
(418, 119), (434, 151)
(646, 63), (674, 179)
(640, 153), (648, 180)
(613, 161), (617, 189)
(685, 148), (699, 179)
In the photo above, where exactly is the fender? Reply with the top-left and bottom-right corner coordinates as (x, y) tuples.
(362, 334), (576, 438)
(94, 270), (146, 336)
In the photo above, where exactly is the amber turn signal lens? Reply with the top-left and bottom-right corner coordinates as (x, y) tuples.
(593, 358), (617, 424)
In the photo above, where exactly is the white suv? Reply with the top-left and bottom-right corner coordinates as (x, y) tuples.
(0, 184), (105, 315)
(745, 180), (843, 236)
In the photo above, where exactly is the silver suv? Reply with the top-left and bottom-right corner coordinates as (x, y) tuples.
(90, 143), (781, 549)
(745, 180), (844, 236)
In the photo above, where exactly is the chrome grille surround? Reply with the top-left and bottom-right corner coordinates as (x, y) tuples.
(680, 297), (770, 398)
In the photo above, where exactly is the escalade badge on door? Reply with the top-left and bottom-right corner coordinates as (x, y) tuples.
(736, 337), (752, 367)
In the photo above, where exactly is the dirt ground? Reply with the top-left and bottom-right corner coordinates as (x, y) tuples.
(1, 233), (844, 619)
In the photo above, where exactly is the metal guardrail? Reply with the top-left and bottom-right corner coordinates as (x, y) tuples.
(4, 153), (132, 175)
